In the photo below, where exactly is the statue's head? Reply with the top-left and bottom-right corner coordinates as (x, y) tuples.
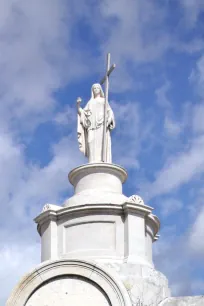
(91, 83), (104, 98)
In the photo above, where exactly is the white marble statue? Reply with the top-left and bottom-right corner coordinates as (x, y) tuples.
(77, 83), (115, 163)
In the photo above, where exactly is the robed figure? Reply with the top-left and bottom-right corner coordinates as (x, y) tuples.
(77, 83), (115, 163)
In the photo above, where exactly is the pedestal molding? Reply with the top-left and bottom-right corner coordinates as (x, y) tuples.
(68, 163), (128, 186)
(35, 202), (160, 242)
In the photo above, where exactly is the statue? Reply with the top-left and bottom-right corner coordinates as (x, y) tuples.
(77, 83), (115, 163)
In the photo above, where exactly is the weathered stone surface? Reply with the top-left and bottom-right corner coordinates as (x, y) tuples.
(105, 262), (170, 306)
(26, 276), (110, 306)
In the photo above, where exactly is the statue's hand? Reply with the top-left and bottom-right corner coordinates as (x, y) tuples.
(77, 97), (82, 115)
(107, 118), (112, 128)
(77, 97), (82, 106)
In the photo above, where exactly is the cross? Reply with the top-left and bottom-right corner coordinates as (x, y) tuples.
(100, 53), (116, 162)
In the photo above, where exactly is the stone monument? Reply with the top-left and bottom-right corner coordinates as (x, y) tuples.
(6, 54), (204, 306)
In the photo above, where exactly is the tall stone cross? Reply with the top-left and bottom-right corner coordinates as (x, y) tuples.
(100, 53), (116, 162)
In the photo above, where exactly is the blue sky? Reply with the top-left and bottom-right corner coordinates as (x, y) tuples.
(1, 0), (204, 304)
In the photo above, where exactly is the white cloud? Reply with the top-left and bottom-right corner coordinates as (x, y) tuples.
(0, 133), (25, 211)
(155, 81), (171, 108)
(54, 105), (76, 127)
(100, 0), (169, 62)
(111, 100), (155, 169)
(0, 243), (40, 305)
(0, 0), (91, 133)
(97, 0), (171, 91)
(190, 54), (204, 99)
(161, 198), (183, 217)
(82, 0), (204, 92)
(153, 226), (192, 296)
(179, 0), (204, 28)
(111, 101), (140, 167)
(192, 103), (204, 133)
(57, 0), (204, 95)
(175, 38), (204, 54)
(145, 136), (204, 199)
(9, 136), (82, 220)
(192, 279), (204, 293)
(189, 206), (204, 255)
(164, 117), (182, 137)
(0, 1), (65, 120)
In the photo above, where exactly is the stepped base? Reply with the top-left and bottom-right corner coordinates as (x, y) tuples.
(64, 163), (128, 207)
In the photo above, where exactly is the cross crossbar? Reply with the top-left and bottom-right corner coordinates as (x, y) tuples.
(100, 64), (116, 85)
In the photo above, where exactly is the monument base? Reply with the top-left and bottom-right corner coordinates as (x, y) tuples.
(7, 163), (173, 305)
(7, 257), (204, 306)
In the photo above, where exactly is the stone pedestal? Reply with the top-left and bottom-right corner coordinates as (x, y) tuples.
(7, 163), (170, 306)
(35, 164), (160, 268)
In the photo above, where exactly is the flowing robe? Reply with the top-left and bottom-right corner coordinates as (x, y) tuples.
(77, 97), (115, 163)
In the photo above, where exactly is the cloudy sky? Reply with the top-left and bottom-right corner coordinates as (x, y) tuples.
(1, 0), (204, 304)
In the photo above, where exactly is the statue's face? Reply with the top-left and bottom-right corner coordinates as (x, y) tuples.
(92, 84), (101, 97)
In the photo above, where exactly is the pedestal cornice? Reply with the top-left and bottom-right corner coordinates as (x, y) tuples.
(35, 202), (160, 241)
(68, 163), (128, 186)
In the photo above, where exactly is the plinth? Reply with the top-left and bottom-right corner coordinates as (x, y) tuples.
(64, 163), (128, 206)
